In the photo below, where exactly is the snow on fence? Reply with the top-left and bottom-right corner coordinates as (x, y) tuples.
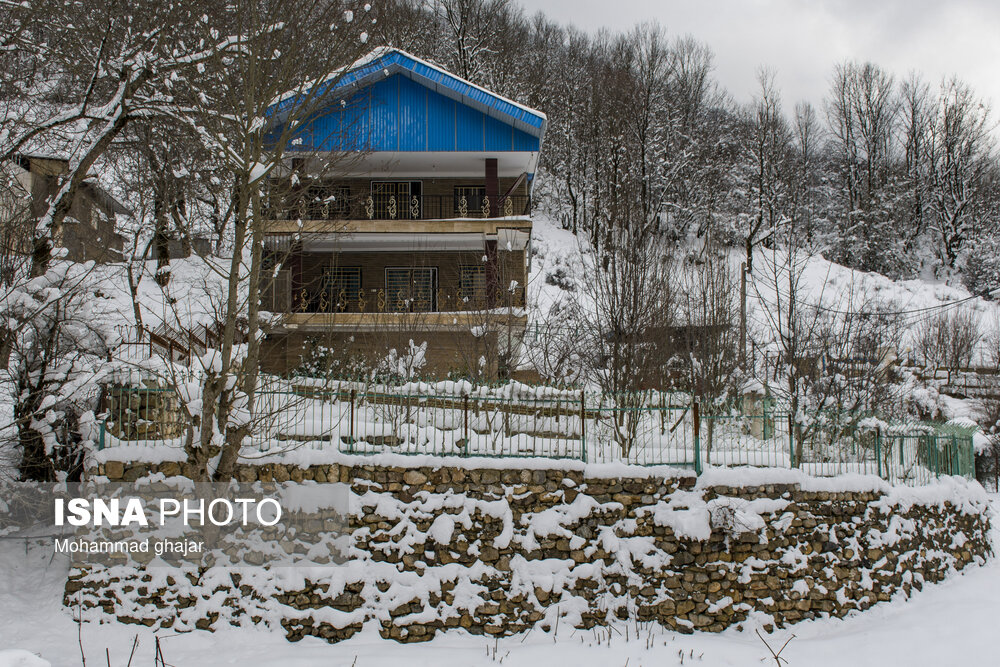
(97, 377), (976, 486)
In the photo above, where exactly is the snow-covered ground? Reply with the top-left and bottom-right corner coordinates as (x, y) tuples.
(0, 498), (996, 667)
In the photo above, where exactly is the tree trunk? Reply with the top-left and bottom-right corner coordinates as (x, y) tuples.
(154, 194), (171, 287)
(215, 190), (264, 483)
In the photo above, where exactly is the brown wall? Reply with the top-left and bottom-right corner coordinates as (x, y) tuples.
(61, 217), (125, 263)
(261, 328), (510, 378)
(26, 158), (125, 263)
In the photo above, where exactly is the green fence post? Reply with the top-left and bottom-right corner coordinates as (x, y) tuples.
(875, 429), (883, 479)
(693, 402), (702, 475)
(98, 420), (106, 451)
(462, 394), (470, 458)
(952, 435), (958, 476)
(579, 390), (587, 464)
(933, 436), (939, 478)
(348, 389), (356, 454)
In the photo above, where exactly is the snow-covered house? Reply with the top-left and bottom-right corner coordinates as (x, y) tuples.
(2, 153), (129, 266)
(259, 48), (546, 377)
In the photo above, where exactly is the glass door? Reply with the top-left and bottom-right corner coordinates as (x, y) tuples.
(371, 181), (422, 219)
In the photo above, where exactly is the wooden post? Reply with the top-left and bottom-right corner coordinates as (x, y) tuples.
(693, 402), (701, 475)
(788, 414), (795, 468)
(740, 261), (747, 367)
(485, 157), (499, 217)
(875, 429), (883, 479)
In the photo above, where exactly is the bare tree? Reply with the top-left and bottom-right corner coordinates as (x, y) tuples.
(738, 68), (793, 274)
(897, 73), (932, 250)
(577, 222), (677, 456)
(165, 0), (373, 482)
(752, 220), (904, 467)
(925, 77), (995, 269)
(0, 0), (249, 479)
(522, 301), (584, 387)
(914, 308), (982, 382)
(825, 61), (904, 274)
(0, 0), (245, 280)
(675, 248), (741, 462)
(431, 0), (526, 89)
(789, 101), (825, 247)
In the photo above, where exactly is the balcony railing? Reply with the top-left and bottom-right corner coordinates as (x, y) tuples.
(267, 193), (531, 222)
(263, 282), (526, 314)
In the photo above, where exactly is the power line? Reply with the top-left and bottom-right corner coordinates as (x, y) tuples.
(746, 276), (993, 319)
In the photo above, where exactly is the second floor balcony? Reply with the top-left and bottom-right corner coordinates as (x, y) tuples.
(265, 181), (531, 224)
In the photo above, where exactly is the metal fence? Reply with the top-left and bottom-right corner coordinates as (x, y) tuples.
(97, 380), (977, 485)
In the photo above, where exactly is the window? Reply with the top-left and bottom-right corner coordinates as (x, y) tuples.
(454, 186), (485, 217)
(385, 267), (437, 312)
(459, 265), (486, 307)
(371, 181), (422, 219)
(325, 266), (361, 312)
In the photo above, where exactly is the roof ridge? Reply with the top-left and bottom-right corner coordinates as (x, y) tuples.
(270, 47), (547, 135)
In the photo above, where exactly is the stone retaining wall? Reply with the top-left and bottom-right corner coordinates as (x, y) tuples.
(69, 460), (992, 642)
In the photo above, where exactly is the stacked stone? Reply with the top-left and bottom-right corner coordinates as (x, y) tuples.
(79, 461), (992, 643)
(106, 384), (184, 441)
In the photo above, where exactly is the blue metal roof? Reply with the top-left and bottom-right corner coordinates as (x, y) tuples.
(271, 48), (546, 154)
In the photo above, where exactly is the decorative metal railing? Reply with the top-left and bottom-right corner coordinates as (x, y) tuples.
(267, 193), (531, 221)
(272, 286), (526, 314)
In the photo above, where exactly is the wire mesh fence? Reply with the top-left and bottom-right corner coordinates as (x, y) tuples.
(97, 378), (977, 485)
(251, 385), (589, 461)
(700, 412), (975, 485)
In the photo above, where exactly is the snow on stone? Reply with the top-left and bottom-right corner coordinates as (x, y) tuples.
(0, 651), (50, 667)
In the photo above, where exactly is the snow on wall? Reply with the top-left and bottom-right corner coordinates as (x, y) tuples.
(69, 462), (991, 642)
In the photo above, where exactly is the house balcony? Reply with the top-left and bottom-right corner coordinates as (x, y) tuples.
(265, 192), (531, 230)
(263, 286), (527, 333)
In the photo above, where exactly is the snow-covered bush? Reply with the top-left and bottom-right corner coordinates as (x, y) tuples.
(2, 262), (111, 480)
(295, 336), (371, 380)
(962, 233), (1000, 300)
(377, 340), (428, 383)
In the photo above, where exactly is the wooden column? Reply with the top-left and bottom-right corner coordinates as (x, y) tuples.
(485, 158), (499, 218)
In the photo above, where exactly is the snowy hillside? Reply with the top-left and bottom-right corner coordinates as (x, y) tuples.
(527, 214), (1000, 365)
